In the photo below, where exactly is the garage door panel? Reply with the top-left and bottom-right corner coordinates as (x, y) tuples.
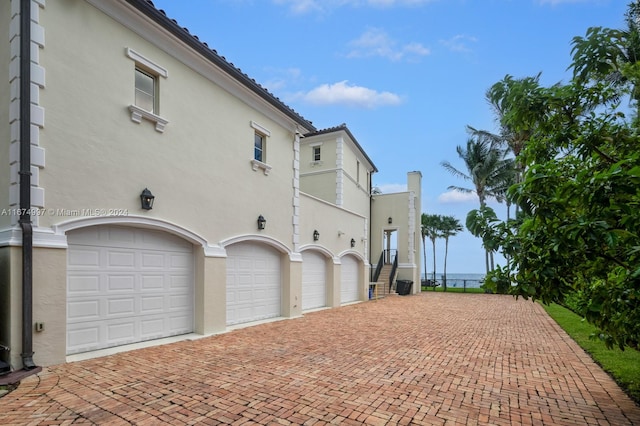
(141, 275), (163, 290)
(341, 256), (360, 304)
(142, 252), (164, 268)
(68, 300), (100, 320)
(237, 289), (252, 302)
(67, 226), (194, 355)
(141, 318), (165, 337)
(107, 250), (136, 268)
(68, 326), (99, 351)
(170, 275), (190, 289)
(68, 275), (100, 293)
(170, 253), (192, 268)
(141, 295), (164, 313)
(302, 252), (327, 310)
(68, 248), (100, 268)
(107, 322), (135, 342)
(226, 242), (281, 325)
(107, 227), (136, 244)
(107, 274), (135, 291)
(170, 294), (191, 309)
(107, 298), (135, 315)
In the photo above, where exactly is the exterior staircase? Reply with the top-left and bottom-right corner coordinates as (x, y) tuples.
(372, 263), (397, 298)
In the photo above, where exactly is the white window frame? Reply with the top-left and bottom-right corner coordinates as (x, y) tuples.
(250, 121), (272, 175)
(126, 48), (168, 133)
(309, 142), (323, 166)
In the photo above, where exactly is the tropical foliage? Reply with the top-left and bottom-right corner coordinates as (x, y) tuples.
(420, 213), (463, 291)
(441, 134), (514, 273)
(451, 2), (640, 349)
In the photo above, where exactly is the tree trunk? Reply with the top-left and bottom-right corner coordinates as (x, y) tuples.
(485, 249), (490, 274)
(431, 239), (437, 285)
(422, 236), (427, 287)
(443, 238), (449, 292)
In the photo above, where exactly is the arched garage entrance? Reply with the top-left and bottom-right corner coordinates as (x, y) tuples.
(301, 251), (327, 311)
(340, 255), (360, 304)
(226, 241), (282, 325)
(66, 225), (195, 355)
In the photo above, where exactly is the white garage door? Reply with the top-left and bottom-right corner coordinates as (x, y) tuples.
(226, 242), (281, 325)
(341, 255), (360, 303)
(302, 251), (326, 310)
(66, 226), (194, 355)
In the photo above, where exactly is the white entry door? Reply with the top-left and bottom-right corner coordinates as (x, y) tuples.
(302, 251), (327, 310)
(226, 242), (282, 325)
(66, 226), (194, 355)
(340, 255), (360, 303)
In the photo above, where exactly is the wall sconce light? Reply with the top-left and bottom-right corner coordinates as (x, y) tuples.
(350, 238), (356, 248)
(313, 230), (320, 241)
(257, 215), (266, 230)
(388, 217), (393, 224)
(140, 188), (155, 210)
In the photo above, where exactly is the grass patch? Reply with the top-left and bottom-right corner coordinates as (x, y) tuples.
(542, 302), (640, 404)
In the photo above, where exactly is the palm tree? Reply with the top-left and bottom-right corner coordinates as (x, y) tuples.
(440, 216), (463, 291)
(421, 213), (442, 286)
(441, 137), (512, 208)
(571, 2), (640, 112)
(441, 137), (513, 273)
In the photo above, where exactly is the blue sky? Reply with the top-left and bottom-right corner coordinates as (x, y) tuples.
(151, 0), (628, 274)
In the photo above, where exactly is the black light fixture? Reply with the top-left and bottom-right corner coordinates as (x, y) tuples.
(140, 188), (155, 210)
(257, 215), (266, 230)
(388, 217), (393, 224)
(350, 238), (356, 248)
(313, 230), (320, 241)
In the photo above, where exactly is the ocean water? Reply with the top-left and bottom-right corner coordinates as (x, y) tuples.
(421, 273), (485, 288)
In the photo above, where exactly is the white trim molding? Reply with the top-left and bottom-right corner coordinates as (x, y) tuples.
(250, 159), (272, 175)
(9, 0), (47, 226)
(125, 47), (169, 132)
(221, 234), (293, 259)
(125, 47), (168, 78)
(128, 104), (168, 132)
(250, 120), (271, 137)
(0, 216), (224, 256)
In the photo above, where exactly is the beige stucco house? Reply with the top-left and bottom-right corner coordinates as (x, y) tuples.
(0, 0), (422, 373)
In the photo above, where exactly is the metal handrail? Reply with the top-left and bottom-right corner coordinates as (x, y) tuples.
(389, 252), (398, 292)
(372, 251), (384, 282)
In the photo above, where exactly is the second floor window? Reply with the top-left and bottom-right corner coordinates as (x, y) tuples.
(135, 68), (157, 113)
(254, 132), (265, 162)
(313, 146), (321, 161)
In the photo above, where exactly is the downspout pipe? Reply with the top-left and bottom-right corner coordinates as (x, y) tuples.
(19, 0), (36, 370)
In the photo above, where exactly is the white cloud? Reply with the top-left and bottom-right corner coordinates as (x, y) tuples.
(346, 28), (430, 62)
(439, 34), (478, 53)
(437, 190), (477, 204)
(294, 80), (404, 108)
(262, 67), (303, 91)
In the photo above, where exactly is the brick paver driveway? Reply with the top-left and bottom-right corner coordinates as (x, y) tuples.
(2, 293), (639, 425)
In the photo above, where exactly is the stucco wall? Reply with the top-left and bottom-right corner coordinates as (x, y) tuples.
(299, 192), (368, 258)
(31, 247), (67, 366)
(299, 172), (336, 205)
(299, 138), (338, 173)
(3, 0), (384, 367)
(0, 246), (21, 368)
(36, 0), (300, 247)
